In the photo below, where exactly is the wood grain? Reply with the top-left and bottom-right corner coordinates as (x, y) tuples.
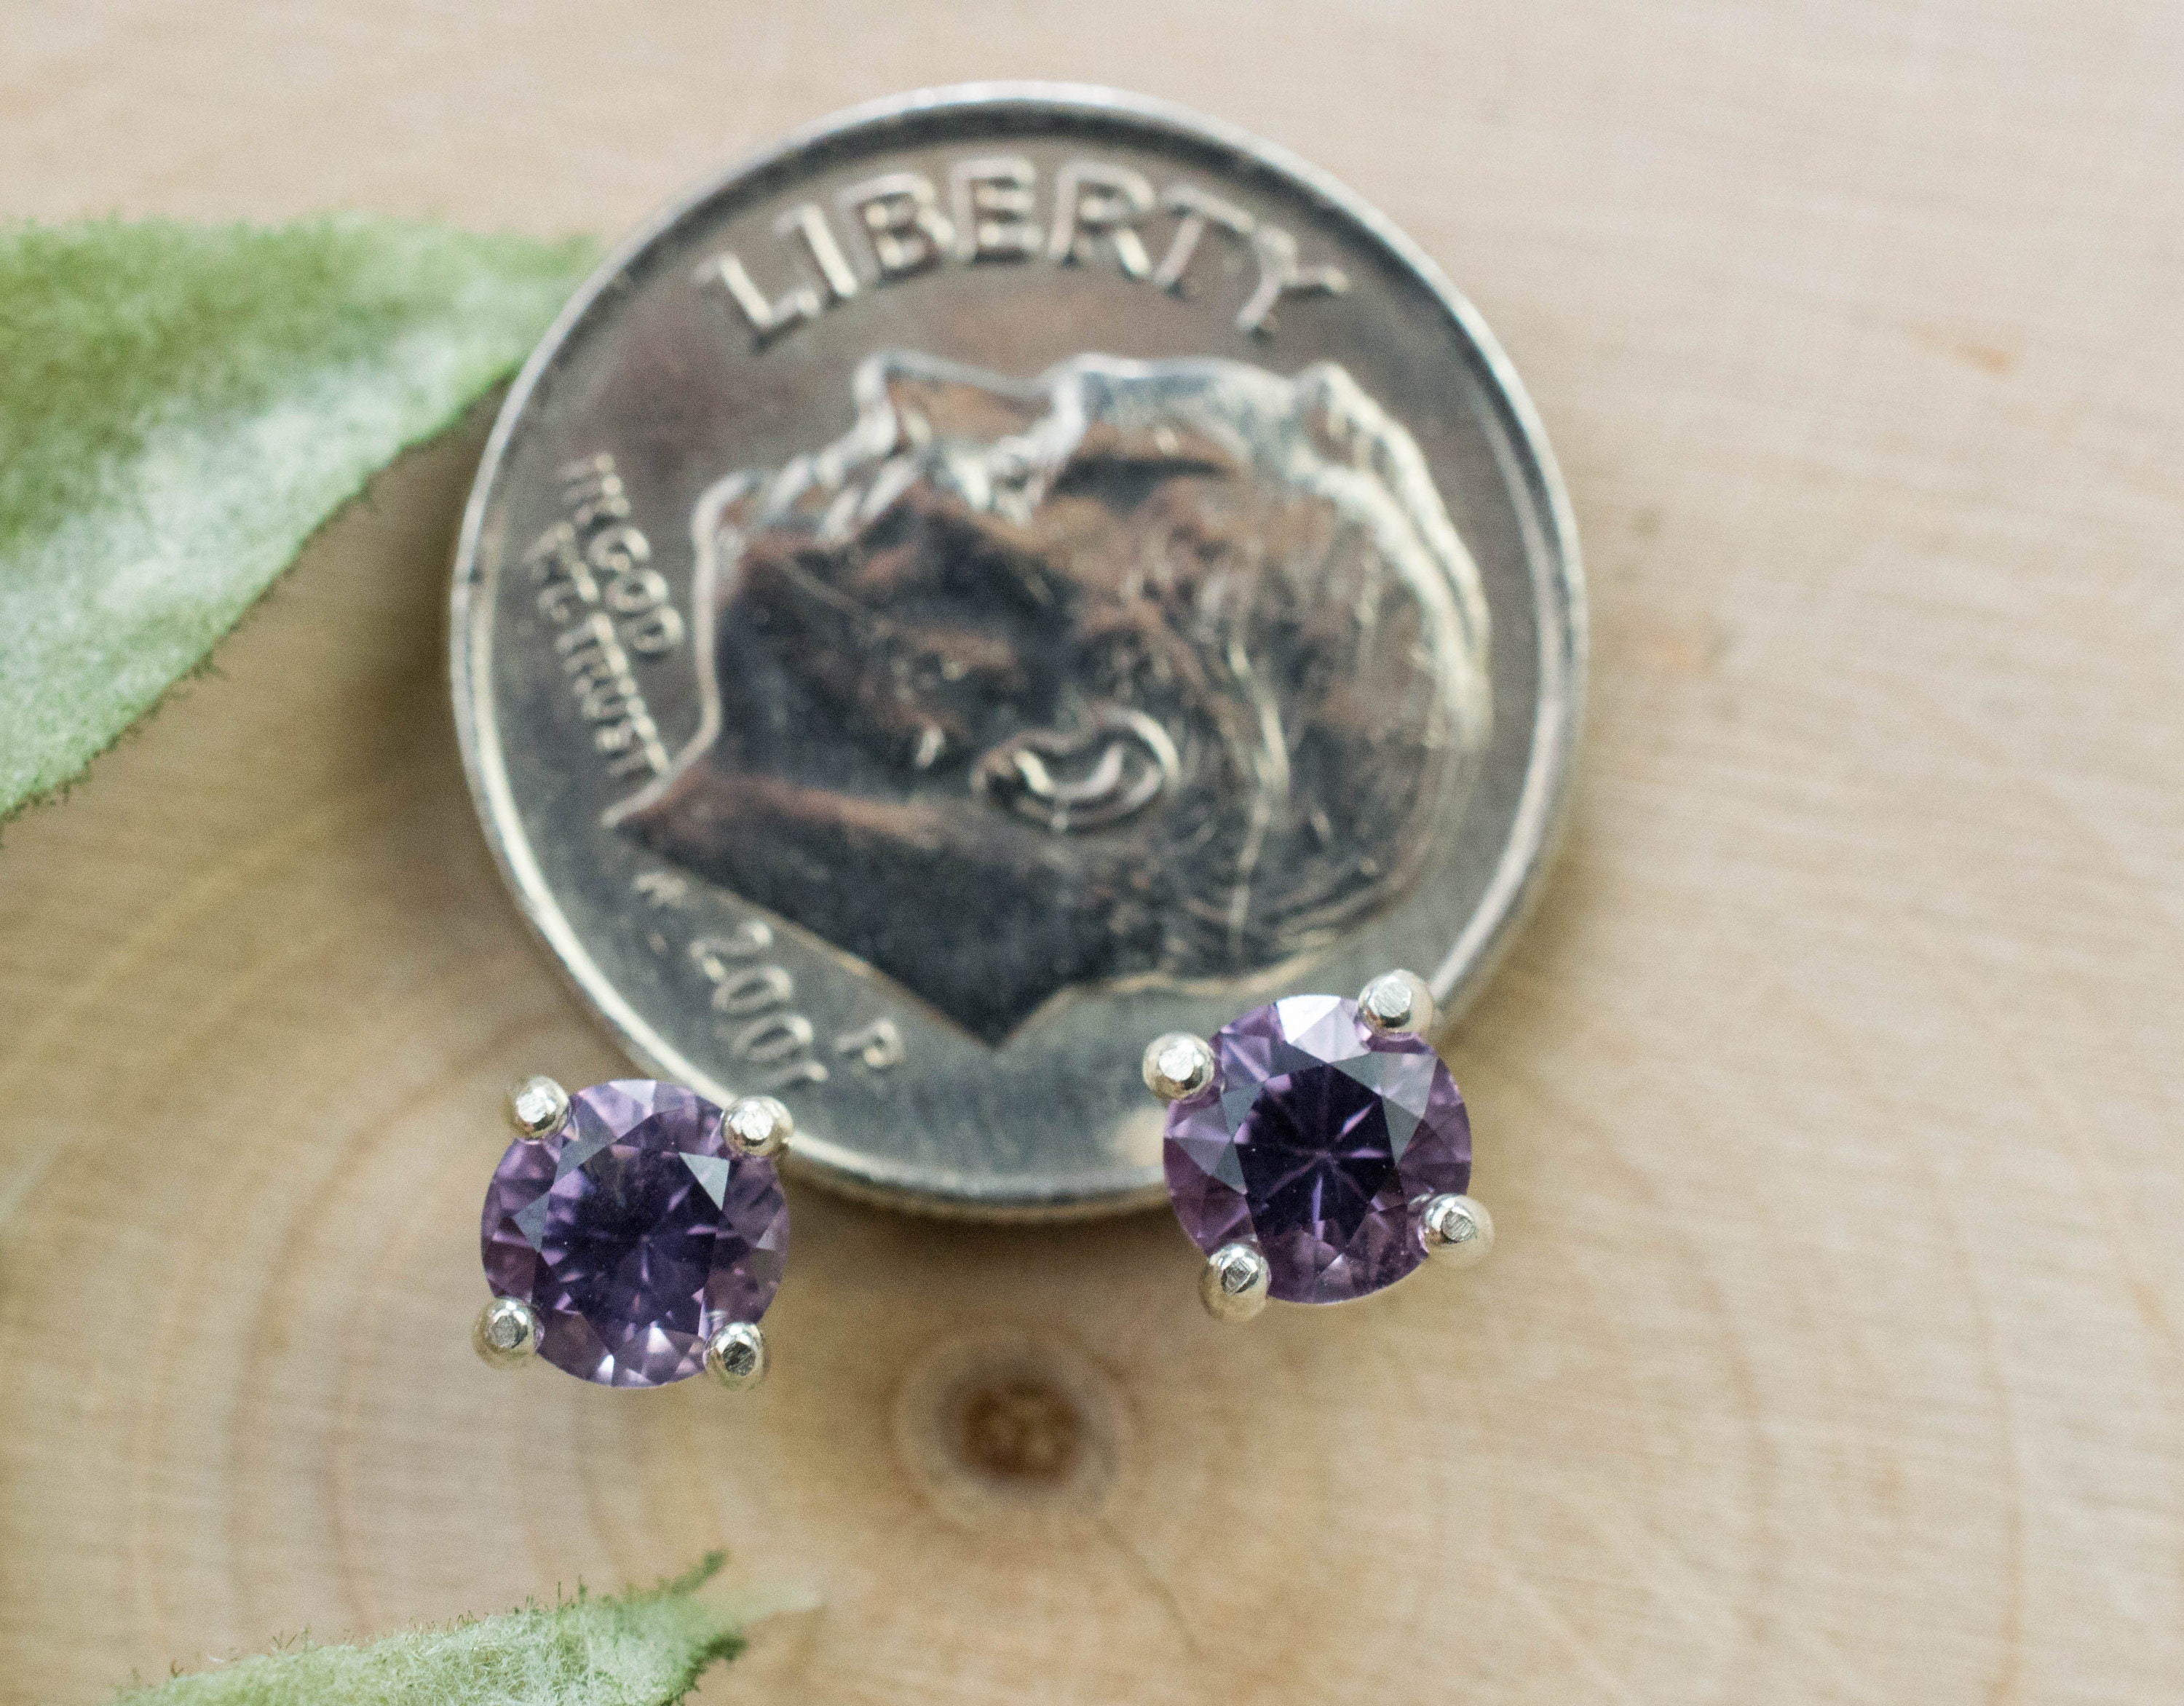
(2, 4), (2180, 1702)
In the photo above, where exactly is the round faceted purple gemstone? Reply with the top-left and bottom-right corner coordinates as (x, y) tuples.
(481, 1079), (788, 1386)
(1163, 994), (1471, 1304)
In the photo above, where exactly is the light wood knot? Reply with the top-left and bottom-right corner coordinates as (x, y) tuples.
(893, 1329), (1125, 1526)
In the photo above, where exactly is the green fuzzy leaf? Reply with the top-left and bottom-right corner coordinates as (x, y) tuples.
(117, 1555), (747, 1706)
(0, 215), (594, 818)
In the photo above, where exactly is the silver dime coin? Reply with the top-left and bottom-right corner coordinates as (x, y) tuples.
(451, 84), (1583, 1218)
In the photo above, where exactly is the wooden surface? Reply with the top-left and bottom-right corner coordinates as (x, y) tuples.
(4, 4), (2182, 1702)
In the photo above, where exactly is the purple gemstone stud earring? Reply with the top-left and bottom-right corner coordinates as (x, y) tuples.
(1144, 970), (1494, 1320)
(473, 1076), (791, 1389)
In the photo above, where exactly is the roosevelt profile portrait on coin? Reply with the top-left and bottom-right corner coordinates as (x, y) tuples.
(611, 349), (1491, 1043)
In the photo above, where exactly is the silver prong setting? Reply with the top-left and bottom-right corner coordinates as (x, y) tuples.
(1359, 969), (1436, 1036)
(1144, 1032), (1217, 1103)
(723, 1095), (793, 1159)
(474, 1296), (541, 1366)
(1420, 1194), (1494, 1268)
(705, 1320), (769, 1390)
(1199, 1242), (1271, 1321)
(507, 1075), (571, 1138)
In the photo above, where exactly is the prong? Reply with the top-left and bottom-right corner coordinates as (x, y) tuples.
(1199, 1242), (1271, 1321)
(1144, 1032), (1216, 1103)
(1420, 1194), (1494, 1269)
(705, 1321), (769, 1391)
(473, 1296), (540, 1366)
(506, 1075), (571, 1138)
(723, 1095), (792, 1159)
(1359, 969), (1436, 1036)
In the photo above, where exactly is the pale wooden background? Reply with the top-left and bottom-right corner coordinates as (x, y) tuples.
(3, 4), (2180, 1702)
